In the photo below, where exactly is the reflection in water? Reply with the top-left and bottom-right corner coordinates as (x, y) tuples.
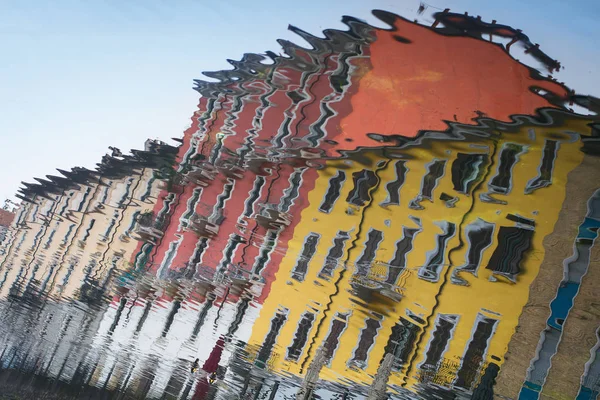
(1, 9), (599, 400)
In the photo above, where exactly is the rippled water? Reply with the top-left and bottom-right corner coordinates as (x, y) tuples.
(1, 9), (599, 400)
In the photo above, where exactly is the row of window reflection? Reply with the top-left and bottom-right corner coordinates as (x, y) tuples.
(291, 211), (534, 286)
(13, 140), (553, 299)
(319, 140), (558, 213)
(23, 176), (147, 223)
(18, 140), (554, 279)
(258, 308), (499, 391)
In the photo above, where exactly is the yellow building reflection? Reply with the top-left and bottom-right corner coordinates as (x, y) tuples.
(245, 110), (593, 393)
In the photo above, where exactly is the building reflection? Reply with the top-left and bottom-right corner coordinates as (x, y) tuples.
(245, 109), (596, 397)
(0, 8), (598, 400)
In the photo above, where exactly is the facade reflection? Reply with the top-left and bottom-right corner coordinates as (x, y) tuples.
(0, 9), (599, 400)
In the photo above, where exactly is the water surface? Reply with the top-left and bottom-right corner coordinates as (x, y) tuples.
(1, 9), (599, 400)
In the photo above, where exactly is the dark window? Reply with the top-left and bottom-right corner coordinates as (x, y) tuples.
(77, 187), (92, 212)
(118, 178), (134, 207)
(486, 226), (533, 279)
(62, 224), (75, 246)
(140, 176), (155, 202)
(382, 317), (420, 370)
(346, 169), (378, 207)
(210, 179), (235, 224)
(161, 301), (182, 337)
(126, 211), (141, 235)
(506, 213), (535, 228)
(319, 171), (346, 213)
(323, 313), (349, 362)
(387, 227), (420, 285)
(280, 168), (305, 213)
(525, 140), (558, 194)
(439, 192), (459, 207)
(227, 297), (250, 338)
(382, 161), (408, 206)
(208, 134), (224, 165)
(418, 222), (456, 282)
(218, 234), (245, 270)
(102, 217), (117, 241)
(286, 312), (316, 361)
(81, 218), (96, 242)
(349, 318), (381, 368)
(305, 102), (335, 146)
(190, 237), (209, 266)
(253, 230), (278, 275)
(458, 219), (494, 275)
(43, 230), (56, 250)
(329, 50), (358, 93)
(181, 188), (202, 222)
(59, 195), (71, 216)
(100, 185), (110, 205)
(420, 160), (446, 200)
(292, 233), (320, 281)
(243, 176), (265, 217)
(451, 153), (487, 194)
(421, 314), (458, 369)
(455, 315), (498, 389)
(190, 296), (214, 339)
(355, 229), (384, 276)
(256, 311), (288, 368)
(489, 143), (525, 194)
(272, 116), (292, 148)
(319, 231), (350, 279)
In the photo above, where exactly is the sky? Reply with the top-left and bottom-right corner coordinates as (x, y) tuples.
(1, 0), (598, 203)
